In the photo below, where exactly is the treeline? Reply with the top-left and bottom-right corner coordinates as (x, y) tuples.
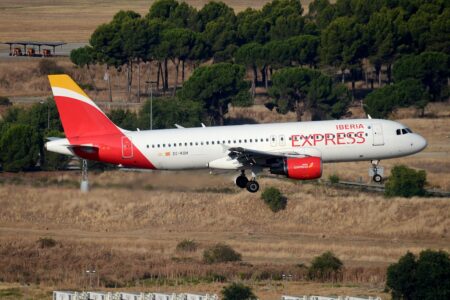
(70, 0), (449, 119)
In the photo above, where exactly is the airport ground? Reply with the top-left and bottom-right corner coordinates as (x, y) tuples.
(0, 112), (449, 299)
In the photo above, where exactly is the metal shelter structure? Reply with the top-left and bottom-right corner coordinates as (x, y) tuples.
(3, 41), (66, 56)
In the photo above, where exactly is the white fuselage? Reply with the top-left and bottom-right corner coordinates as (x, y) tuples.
(124, 119), (427, 170)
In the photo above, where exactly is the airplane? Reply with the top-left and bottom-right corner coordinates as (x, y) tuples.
(45, 75), (428, 193)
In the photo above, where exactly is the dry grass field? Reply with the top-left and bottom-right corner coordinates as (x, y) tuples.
(0, 0), (295, 42)
(0, 170), (449, 299)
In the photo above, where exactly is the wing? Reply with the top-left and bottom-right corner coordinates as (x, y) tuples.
(227, 146), (322, 168)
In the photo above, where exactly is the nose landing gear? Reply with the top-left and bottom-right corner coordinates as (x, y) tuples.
(235, 170), (260, 193)
(371, 160), (383, 183)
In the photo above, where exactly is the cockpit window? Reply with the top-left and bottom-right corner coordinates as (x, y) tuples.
(402, 129), (408, 134)
(406, 128), (413, 133)
(396, 129), (401, 135)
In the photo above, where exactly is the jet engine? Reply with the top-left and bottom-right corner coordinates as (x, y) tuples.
(270, 157), (322, 180)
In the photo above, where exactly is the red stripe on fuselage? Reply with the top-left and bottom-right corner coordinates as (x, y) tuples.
(54, 96), (155, 169)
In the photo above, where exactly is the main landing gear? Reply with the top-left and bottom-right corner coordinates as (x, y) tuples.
(371, 160), (383, 183)
(235, 170), (260, 193)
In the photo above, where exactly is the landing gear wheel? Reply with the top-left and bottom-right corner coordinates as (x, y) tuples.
(246, 181), (260, 193)
(236, 175), (249, 188)
(373, 174), (383, 183)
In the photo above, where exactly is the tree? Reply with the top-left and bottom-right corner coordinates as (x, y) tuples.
(221, 283), (257, 300)
(0, 124), (41, 172)
(308, 251), (343, 282)
(203, 243), (242, 264)
(264, 40), (292, 70)
(320, 16), (367, 93)
(235, 42), (264, 97)
(161, 28), (197, 96)
(364, 79), (429, 118)
(385, 165), (427, 198)
(137, 97), (203, 130)
(308, 0), (336, 29)
(366, 7), (409, 87)
(387, 250), (450, 299)
(70, 46), (97, 92)
(236, 8), (269, 44)
(107, 109), (138, 130)
(288, 35), (320, 67)
(393, 52), (450, 101)
(147, 0), (179, 20)
(269, 67), (350, 121)
(180, 63), (251, 125)
(203, 18), (237, 62)
(428, 7), (450, 54)
(197, 1), (235, 31)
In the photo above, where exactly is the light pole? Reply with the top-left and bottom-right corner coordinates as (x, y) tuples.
(146, 80), (157, 130)
(39, 100), (50, 130)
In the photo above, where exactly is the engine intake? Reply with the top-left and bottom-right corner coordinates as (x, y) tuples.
(270, 157), (322, 180)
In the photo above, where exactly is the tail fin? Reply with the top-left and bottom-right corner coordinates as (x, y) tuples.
(48, 75), (119, 139)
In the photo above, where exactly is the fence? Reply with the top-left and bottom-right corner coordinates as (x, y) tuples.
(53, 291), (218, 300)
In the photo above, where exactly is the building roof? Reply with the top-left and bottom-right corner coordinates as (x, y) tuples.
(3, 41), (66, 47)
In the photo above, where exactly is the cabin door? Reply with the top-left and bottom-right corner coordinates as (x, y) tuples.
(372, 123), (384, 146)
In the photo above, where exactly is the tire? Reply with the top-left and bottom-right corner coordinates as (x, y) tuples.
(373, 174), (383, 183)
(246, 181), (260, 193)
(235, 176), (248, 188)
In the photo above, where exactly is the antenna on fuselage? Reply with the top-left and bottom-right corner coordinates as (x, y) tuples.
(201, 123), (206, 128)
(175, 124), (185, 129)
(367, 114), (372, 119)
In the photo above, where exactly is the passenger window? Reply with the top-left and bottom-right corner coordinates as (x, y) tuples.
(190, 142), (193, 146)
(206, 141), (209, 145)
(195, 142), (198, 146)
(185, 143), (187, 146)
(163, 144), (166, 147)
(239, 139), (242, 143)
(244, 139), (247, 143)
(212, 141), (214, 145)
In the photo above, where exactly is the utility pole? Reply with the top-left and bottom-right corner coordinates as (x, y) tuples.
(146, 80), (157, 130)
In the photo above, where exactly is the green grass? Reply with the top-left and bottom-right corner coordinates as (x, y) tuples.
(0, 288), (23, 298)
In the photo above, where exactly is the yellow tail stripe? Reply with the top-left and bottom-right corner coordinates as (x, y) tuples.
(48, 74), (89, 98)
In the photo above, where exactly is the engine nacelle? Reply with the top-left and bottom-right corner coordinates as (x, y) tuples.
(270, 157), (322, 180)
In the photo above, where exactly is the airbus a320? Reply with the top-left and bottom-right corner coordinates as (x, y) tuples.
(45, 75), (428, 193)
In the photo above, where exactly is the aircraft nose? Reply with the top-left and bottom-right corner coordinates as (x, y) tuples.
(414, 134), (428, 152)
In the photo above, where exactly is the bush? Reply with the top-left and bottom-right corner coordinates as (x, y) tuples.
(203, 243), (242, 264)
(0, 124), (41, 172)
(386, 250), (450, 299)
(37, 59), (65, 75)
(221, 282), (256, 300)
(0, 96), (11, 106)
(37, 237), (56, 249)
(385, 165), (427, 197)
(328, 174), (340, 184)
(308, 251), (343, 282)
(261, 187), (287, 212)
(176, 239), (198, 252)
